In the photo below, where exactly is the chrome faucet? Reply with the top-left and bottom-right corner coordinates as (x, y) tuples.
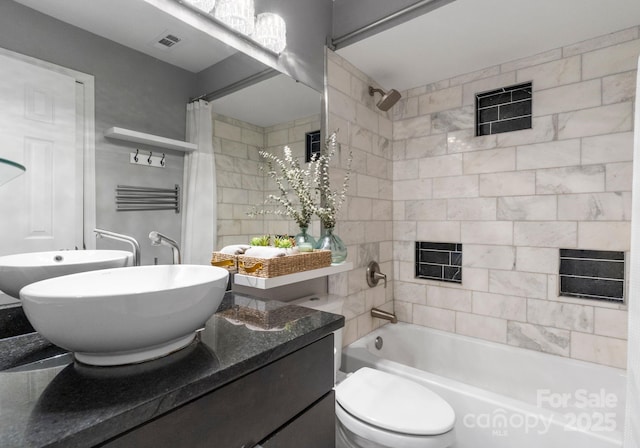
(94, 228), (140, 266)
(149, 231), (181, 264)
(371, 307), (397, 324)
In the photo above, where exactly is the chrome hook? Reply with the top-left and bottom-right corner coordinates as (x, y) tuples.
(134, 149), (139, 162)
(160, 153), (165, 167)
(147, 151), (153, 165)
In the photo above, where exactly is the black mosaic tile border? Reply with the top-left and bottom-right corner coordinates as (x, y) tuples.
(559, 249), (625, 302)
(415, 242), (462, 284)
(305, 130), (321, 162)
(476, 82), (532, 136)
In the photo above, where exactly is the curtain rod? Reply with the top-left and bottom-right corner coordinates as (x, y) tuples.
(331, 0), (456, 49)
(189, 68), (279, 103)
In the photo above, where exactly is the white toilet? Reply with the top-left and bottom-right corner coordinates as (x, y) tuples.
(293, 295), (456, 448)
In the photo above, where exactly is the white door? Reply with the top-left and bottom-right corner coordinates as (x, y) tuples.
(0, 53), (77, 255)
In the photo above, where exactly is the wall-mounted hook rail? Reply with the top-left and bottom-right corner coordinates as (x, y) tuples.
(129, 150), (166, 168)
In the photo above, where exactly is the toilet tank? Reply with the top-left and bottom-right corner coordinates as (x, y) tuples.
(292, 295), (345, 372)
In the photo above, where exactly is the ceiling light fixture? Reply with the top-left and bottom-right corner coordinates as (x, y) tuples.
(183, 0), (216, 14)
(183, 0), (286, 54)
(252, 12), (286, 53)
(213, 0), (255, 36)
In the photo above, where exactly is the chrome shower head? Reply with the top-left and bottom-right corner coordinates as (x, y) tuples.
(369, 86), (402, 111)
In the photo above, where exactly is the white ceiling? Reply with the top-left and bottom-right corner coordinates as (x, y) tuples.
(337, 0), (640, 92)
(13, 0), (640, 126)
(212, 74), (321, 127)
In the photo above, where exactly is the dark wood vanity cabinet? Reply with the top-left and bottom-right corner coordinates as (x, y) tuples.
(99, 335), (336, 448)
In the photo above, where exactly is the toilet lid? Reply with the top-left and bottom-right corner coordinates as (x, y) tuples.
(335, 367), (455, 436)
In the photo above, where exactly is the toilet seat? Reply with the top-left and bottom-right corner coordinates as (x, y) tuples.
(336, 367), (455, 435)
(336, 402), (455, 448)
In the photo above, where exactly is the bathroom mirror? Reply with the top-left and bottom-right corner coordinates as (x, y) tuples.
(0, 0), (323, 308)
(211, 73), (322, 249)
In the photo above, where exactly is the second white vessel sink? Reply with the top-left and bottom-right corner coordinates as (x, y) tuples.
(20, 264), (229, 366)
(0, 250), (132, 298)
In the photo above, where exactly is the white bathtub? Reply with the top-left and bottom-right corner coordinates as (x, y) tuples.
(341, 323), (626, 448)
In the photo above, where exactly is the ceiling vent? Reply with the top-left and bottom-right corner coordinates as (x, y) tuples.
(151, 31), (183, 51)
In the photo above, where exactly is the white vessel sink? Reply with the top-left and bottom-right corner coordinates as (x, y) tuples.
(20, 265), (229, 366)
(0, 250), (132, 298)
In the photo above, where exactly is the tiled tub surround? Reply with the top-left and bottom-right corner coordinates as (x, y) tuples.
(392, 26), (639, 369)
(0, 293), (343, 448)
(325, 50), (395, 346)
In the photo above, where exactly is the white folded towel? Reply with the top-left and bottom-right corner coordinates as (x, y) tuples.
(244, 246), (287, 258)
(219, 244), (251, 255)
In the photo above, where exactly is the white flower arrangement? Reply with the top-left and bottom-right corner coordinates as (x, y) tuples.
(312, 132), (351, 229)
(249, 145), (315, 228)
(248, 132), (352, 230)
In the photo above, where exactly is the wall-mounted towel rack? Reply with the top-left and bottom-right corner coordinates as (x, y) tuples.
(115, 184), (180, 213)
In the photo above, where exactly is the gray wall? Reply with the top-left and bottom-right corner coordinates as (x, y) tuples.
(0, 1), (197, 264)
(259, 0), (332, 92)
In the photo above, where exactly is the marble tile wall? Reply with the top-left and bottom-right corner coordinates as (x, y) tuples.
(214, 112), (320, 249)
(326, 50), (394, 345)
(392, 26), (639, 369)
(214, 113), (265, 249)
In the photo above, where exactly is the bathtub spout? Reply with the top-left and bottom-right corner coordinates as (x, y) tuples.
(371, 307), (397, 324)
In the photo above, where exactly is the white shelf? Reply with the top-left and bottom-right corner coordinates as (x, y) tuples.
(104, 127), (197, 152)
(233, 262), (353, 290)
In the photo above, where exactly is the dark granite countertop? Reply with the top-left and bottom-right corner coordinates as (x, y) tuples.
(0, 293), (344, 448)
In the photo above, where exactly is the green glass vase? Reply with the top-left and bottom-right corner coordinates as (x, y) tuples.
(294, 225), (316, 248)
(315, 227), (347, 264)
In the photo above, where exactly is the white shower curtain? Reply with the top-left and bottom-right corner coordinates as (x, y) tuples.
(624, 55), (640, 447)
(181, 100), (217, 264)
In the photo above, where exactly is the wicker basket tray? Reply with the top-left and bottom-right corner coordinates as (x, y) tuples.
(210, 252), (238, 271)
(237, 250), (331, 278)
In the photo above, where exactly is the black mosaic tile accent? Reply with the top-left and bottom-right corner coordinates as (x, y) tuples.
(560, 259), (624, 280)
(305, 130), (321, 163)
(559, 249), (625, 302)
(478, 106), (498, 122)
(491, 116), (532, 134)
(419, 250), (450, 264)
(499, 100), (532, 120)
(478, 123), (491, 135)
(560, 277), (624, 301)
(561, 249), (624, 260)
(476, 82), (532, 136)
(415, 242), (462, 284)
(419, 242), (462, 251)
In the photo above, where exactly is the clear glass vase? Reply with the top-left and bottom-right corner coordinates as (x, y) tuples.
(294, 226), (316, 248)
(315, 227), (347, 264)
